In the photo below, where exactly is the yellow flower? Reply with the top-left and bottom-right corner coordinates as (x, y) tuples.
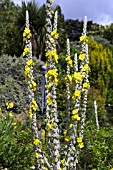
(46, 50), (58, 63)
(82, 65), (90, 72)
(111, 168), (113, 170)
(46, 82), (52, 89)
(67, 75), (72, 83)
(45, 168), (48, 170)
(69, 60), (73, 67)
(63, 130), (67, 136)
(78, 142), (84, 148)
(55, 33), (59, 39)
(51, 29), (57, 36)
(6, 102), (14, 109)
(72, 109), (77, 115)
(69, 124), (73, 128)
(79, 54), (86, 61)
(12, 122), (16, 126)
(33, 139), (41, 145)
(77, 137), (83, 143)
(44, 119), (47, 123)
(47, 93), (52, 105)
(72, 114), (80, 121)
(65, 56), (73, 67)
(30, 112), (33, 119)
(26, 59), (35, 66)
(45, 123), (53, 131)
(31, 100), (38, 111)
(65, 136), (70, 142)
(9, 112), (13, 117)
(23, 47), (30, 56)
(50, 37), (54, 43)
(73, 72), (83, 83)
(50, 9), (54, 14)
(83, 82), (90, 89)
(45, 69), (58, 78)
(45, 61), (48, 67)
(80, 35), (87, 42)
(42, 129), (45, 138)
(65, 56), (70, 61)
(23, 28), (32, 39)
(24, 28), (30, 34)
(30, 81), (36, 91)
(35, 153), (39, 158)
(72, 90), (81, 99)
(61, 158), (65, 165)
(55, 155), (59, 162)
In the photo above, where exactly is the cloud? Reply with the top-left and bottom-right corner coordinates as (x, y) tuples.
(12, 0), (113, 25)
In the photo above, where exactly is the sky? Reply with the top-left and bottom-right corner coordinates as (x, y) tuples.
(12, 0), (113, 26)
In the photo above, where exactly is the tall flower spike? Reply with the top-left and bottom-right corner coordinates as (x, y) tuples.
(79, 44), (89, 138)
(51, 10), (61, 169)
(45, 1), (61, 169)
(66, 16), (88, 170)
(45, 1), (53, 165)
(23, 10), (45, 169)
(66, 57), (80, 169)
(63, 39), (73, 169)
(74, 16), (89, 168)
(66, 39), (71, 126)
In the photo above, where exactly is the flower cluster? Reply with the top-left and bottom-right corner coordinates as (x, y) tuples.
(46, 50), (58, 63)
(30, 80), (36, 91)
(46, 93), (52, 105)
(82, 82), (90, 91)
(71, 109), (80, 121)
(23, 27), (32, 40)
(65, 136), (71, 142)
(66, 75), (72, 83)
(80, 35), (87, 42)
(9, 112), (13, 117)
(79, 53), (86, 61)
(65, 56), (73, 67)
(45, 69), (58, 86)
(29, 100), (38, 119)
(73, 72), (84, 83)
(30, 100), (38, 111)
(45, 123), (53, 131)
(24, 59), (35, 81)
(50, 29), (59, 40)
(33, 138), (42, 145)
(72, 90), (81, 100)
(77, 137), (84, 149)
(23, 47), (30, 57)
(82, 64), (90, 72)
(6, 102), (14, 109)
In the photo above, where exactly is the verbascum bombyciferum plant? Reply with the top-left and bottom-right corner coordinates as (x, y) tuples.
(44, 13), (89, 169)
(74, 16), (90, 168)
(63, 38), (73, 168)
(45, 0), (55, 168)
(23, 6), (89, 169)
(62, 16), (90, 170)
(45, 1), (61, 168)
(65, 39), (72, 125)
(23, 11), (44, 169)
